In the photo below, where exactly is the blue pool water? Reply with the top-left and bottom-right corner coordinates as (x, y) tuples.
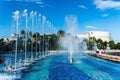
(1, 52), (120, 80)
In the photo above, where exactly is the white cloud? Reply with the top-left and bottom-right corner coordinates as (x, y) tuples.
(101, 13), (109, 17)
(35, 1), (42, 4)
(5, 0), (44, 7)
(86, 26), (96, 29)
(5, 0), (42, 3)
(94, 0), (120, 10)
(78, 5), (87, 9)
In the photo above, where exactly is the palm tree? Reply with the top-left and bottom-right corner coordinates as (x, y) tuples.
(116, 42), (120, 49)
(20, 29), (26, 51)
(88, 37), (94, 50)
(92, 37), (96, 42)
(96, 38), (103, 49)
(57, 30), (65, 39)
(103, 41), (107, 49)
(109, 40), (115, 49)
(20, 29), (25, 38)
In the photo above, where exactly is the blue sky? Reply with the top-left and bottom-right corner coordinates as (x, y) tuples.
(0, 0), (120, 42)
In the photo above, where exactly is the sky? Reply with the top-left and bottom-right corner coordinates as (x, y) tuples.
(0, 0), (120, 42)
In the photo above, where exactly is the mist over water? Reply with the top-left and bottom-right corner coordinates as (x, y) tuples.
(59, 15), (82, 52)
(65, 15), (79, 34)
(60, 34), (80, 52)
(60, 15), (84, 63)
(59, 15), (84, 63)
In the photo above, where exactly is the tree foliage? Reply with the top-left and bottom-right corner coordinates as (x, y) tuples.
(1, 29), (120, 54)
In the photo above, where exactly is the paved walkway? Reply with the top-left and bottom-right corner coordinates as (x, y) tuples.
(89, 52), (120, 63)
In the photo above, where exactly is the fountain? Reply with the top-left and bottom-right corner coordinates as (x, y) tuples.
(93, 42), (98, 50)
(34, 12), (39, 60)
(106, 43), (110, 50)
(38, 14), (42, 58)
(13, 10), (19, 72)
(69, 51), (73, 63)
(0, 9), (59, 79)
(42, 15), (46, 57)
(30, 11), (34, 62)
(2, 8), (120, 80)
(23, 9), (28, 65)
(4, 12), (20, 71)
(4, 10), (27, 73)
(60, 15), (80, 63)
(82, 42), (87, 50)
(46, 21), (53, 56)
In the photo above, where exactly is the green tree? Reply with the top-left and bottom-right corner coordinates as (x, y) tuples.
(50, 34), (58, 50)
(57, 30), (65, 39)
(116, 42), (120, 49)
(109, 40), (115, 49)
(88, 37), (94, 50)
(96, 38), (103, 49)
(103, 41), (108, 49)
(20, 29), (25, 38)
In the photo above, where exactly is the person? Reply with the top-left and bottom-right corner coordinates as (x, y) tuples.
(99, 49), (105, 54)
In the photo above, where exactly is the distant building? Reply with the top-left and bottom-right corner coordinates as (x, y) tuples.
(9, 33), (19, 41)
(45, 33), (53, 35)
(75, 31), (112, 42)
(39, 33), (53, 36)
(74, 33), (89, 40)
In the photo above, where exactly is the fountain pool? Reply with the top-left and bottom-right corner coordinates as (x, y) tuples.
(1, 52), (120, 80)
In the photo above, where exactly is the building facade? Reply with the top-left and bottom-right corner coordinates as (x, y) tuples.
(75, 31), (112, 42)
(9, 33), (19, 41)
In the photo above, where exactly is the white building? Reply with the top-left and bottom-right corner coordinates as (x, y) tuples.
(9, 33), (19, 41)
(75, 31), (112, 42)
(74, 33), (89, 40)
